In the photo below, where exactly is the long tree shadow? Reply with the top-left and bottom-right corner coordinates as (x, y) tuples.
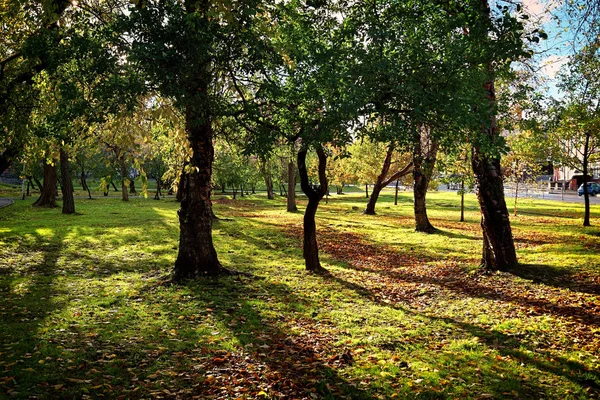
(179, 276), (374, 399)
(0, 221), (68, 398)
(322, 273), (600, 398)
(508, 263), (600, 296)
(310, 225), (600, 324)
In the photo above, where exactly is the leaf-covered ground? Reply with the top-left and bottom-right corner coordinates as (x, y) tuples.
(0, 190), (599, 399)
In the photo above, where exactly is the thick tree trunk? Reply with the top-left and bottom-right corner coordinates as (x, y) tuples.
(298, 146), (328, 272)
(120, 161), (129, 202)
(287, 160), (297, 212)
(59, 148), (75, 214)
(413, 131), (438, 233)
(33, 161), (58, 208)
(583, 132), (591, 227)
(472, 60), (517, 270)
(172, 105), (222, 280)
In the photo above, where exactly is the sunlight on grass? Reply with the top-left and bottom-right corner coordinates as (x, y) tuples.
(0, 193), (598, 399)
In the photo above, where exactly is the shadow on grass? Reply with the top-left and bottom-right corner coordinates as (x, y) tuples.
(507, 263), (600, 296)
(323, 273), (600, 399)
(177, 276), (374, 399)
(0, 225), (68, 398)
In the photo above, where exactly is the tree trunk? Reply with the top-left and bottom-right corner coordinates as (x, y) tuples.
(155, 179), (162, 200)
(176, 163), (187, 202)
(261, 158), (275, 200)
(33, 161), (58, 208)
(583, 132), (591, 227)
(59, 147), (75, 214)
(365, 146), (393, 215)
(365, 146), (413, 215)
(298, 145), (328, 272)
(471, 55), (517, 270)
(413, 129), (438, 233)
(172, 104), (222, 279)
(120, 161), (129, 202)
(129, 178), (137, 194)
(111, 181), (119, 192)
(287, 160), (297, 212)
(33, 176), (43, 191)
(365, 184), (369, 198)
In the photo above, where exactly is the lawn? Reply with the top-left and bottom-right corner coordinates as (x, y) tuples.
(0, 190), (599, 399)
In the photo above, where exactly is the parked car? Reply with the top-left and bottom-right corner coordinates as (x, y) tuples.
(578, 182), (600, 196)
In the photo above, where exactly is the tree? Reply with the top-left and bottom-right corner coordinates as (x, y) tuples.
(503, 130), (545, 216)
(439, 144), (475, 222)
(468, 0), (537, 271)
(548, 46), (600, 226)
(412, 126), (439, 232)
(124, 0), (275, 278)
(363, 143), (412, 215)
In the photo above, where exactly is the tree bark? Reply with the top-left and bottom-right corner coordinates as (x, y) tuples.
(260, 158), (275, 200)
(155, 179), (162, 200)
(298, 145), (327, 272)
(287, 160), (297, 212)
(364, 145), (413, 215)
(176, 163), (187, 202)
(172, 99), (222, 279)
(33, 161), (58, 208)
(365, 184), (369, 198)
(129, 178), (137, 194)
(394, 179), (399, 205)
(413, 129), (438, 233)
(471, 55), (517, 270)
(33, 176), (43, 191)
(59, 147), (75, 214)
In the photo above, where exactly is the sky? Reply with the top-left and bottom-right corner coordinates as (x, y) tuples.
(520, 0), (579, 98)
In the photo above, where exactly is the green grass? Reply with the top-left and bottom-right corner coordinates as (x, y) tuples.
(0, 190), (599, 399)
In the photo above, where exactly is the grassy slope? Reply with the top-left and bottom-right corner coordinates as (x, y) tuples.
(0, 190), (599, 399)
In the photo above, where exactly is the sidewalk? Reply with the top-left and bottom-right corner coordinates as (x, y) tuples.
(0, 198), (14, 208)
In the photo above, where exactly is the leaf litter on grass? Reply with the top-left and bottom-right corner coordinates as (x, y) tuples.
(1, 194), (600, 399)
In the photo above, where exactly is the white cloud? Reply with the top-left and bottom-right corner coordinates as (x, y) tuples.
(540, 55), (569, 78)
(521, 0), (561, 23)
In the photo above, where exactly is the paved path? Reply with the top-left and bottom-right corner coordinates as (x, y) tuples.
(0, 198), (15, 208)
